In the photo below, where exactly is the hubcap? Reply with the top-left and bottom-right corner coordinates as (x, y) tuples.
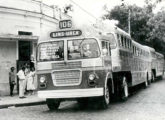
(105, 86), (110, 104)
(145, 80), (148, 87)
(123, 78), (128, 97)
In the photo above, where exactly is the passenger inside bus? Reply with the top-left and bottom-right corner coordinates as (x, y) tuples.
(68, 39), (100, 59)
(82, 44), (92, 58)
(55, 46), (64, 59)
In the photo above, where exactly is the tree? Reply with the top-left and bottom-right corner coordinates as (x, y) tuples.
(147, 11), (165, 54)
(103, 5), (152, 45)
(102, 3), (165, 55)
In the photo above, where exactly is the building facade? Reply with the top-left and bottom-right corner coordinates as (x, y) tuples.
(0, 0), (70, 95)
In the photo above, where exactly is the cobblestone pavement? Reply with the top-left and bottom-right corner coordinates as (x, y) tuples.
(0, 79), (165, 120)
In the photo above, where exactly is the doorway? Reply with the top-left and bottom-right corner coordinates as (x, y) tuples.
(17, 40), (32, 93)
(17, 41), (32, 70)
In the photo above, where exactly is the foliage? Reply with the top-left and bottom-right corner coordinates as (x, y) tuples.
(104, 5), (152, 44)
(147, 11), (165, 53)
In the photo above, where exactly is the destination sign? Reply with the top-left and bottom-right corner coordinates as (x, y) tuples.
(50, 30), (82, 38)
(59, 20), (72, 29)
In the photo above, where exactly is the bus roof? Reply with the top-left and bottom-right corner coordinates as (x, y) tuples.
(155, 52), (164, 58)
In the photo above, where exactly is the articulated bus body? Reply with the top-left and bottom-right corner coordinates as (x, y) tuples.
(145, 47), (164, 81)
(109, 27), (152, 89)
(154, 52), (164, 77)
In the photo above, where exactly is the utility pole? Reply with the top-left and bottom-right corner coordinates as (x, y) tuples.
(128, 9), (131, 35)
(121, 0), (131, 35)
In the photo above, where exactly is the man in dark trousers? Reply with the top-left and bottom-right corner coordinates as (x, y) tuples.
(9, 67), (16, 96)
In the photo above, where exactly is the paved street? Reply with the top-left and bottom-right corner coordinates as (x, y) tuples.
(1, 78), (165, 120)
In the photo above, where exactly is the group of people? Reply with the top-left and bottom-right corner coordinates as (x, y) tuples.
(9, 63), (36, 99)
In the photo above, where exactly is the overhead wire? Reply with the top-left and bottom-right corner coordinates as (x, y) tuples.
(69, 0), (98, 20)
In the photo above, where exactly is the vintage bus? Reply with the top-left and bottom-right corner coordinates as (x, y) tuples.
(37, 19), (116, 109)
(37, 19), (163, 110)
(110, 27), (152, 99)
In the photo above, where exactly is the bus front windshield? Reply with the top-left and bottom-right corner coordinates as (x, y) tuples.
(68, 38), (100, 60)
(38, 41), (64, 62)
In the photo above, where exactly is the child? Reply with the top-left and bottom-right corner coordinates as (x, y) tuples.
(9, 67), (16, 96)
(27, 67), (35, 95)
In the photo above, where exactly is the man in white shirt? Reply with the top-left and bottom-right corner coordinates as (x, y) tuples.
(17, 67), (26, 98)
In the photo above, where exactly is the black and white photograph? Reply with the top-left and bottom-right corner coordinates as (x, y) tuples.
(0, 0), (165, 120)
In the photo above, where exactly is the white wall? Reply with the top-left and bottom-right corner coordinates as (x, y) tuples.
(0, 41), (16, 95)
(0, 0), (70, 95)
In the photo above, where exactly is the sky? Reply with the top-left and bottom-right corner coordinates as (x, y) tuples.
(41, 0), (146, 18)
(39, 0), (164, 24)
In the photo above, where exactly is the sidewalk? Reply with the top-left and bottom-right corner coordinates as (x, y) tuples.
(0, 93), (46, 109)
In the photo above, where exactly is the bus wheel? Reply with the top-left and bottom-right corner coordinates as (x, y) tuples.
(46, 99), (60, 111)
(99, 84), (110, 109)
(120, 76), (129, 101)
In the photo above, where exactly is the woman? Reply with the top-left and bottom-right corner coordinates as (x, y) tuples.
(26, 67), (35, 95)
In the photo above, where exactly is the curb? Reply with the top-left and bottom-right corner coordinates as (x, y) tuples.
(0, 101), (46, 109)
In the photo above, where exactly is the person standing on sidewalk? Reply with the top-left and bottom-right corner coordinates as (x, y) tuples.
(9, 67), (16, 96)
(17, 66), (26, 99)
(27, 67), (35, 95)
(24, 63), (29, 94)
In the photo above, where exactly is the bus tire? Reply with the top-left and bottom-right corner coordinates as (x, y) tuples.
(46, 99), (60, 111)
(120, 76), (129, 101)
(98, 84), (110, 109)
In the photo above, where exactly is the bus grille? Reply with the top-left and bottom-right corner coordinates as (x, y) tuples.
(52, 70), (81, 86)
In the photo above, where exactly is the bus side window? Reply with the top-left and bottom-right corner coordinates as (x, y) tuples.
(117, 34), (122, 47)
(130, 39), (132, 49)
(124, 37), (126, 48)
(121, 35), (124, 47)
(135, 47), (137, 56)
(109, 43), (111, 56)
(126, 38), (129, 49)
(127, 38), (129, 49)
(128, 39), (131, 49)
(102, 41), (108, 56)
(125, 37), (127, 48)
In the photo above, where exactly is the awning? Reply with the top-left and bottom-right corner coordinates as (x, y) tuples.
(0, 34), (38, 41)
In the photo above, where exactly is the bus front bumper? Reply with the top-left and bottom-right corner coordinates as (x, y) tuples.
(38, 88), (104, 99)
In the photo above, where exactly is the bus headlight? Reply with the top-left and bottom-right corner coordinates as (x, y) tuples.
(88, 73), (98, 87)
(89, 74), (96, 81)
(40, 76), (46, 83)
